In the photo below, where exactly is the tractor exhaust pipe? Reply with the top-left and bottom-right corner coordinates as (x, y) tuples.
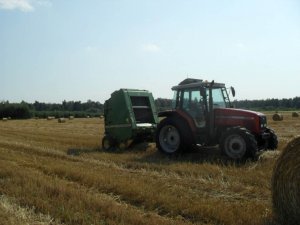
(209, 80), (215, 139)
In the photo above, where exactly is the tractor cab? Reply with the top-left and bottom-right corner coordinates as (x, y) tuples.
(171, 78), (233, 129)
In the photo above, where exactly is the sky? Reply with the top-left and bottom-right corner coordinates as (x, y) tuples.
(0, 0), (300, 104)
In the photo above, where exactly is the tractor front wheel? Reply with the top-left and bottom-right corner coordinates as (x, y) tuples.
(220, 127), (257, 160)
(266, 128), (278, 150)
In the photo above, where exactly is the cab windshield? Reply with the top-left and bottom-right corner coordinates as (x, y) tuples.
(208, 87), (231, 108)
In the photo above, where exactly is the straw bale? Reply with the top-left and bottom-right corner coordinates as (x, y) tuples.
(47, 116), (55, 120)
(292, 112), (299, 117)
(69, 116), (74, 120)
(58, 118), (66, 123)
(272, 113), (283, 121)
(272, 136), (300, 225)
(2, 118), (8, 121)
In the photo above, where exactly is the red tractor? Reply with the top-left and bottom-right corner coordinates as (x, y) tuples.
(156, 78), (278, 160)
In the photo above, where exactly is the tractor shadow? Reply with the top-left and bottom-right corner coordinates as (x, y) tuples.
(66, 143), (258, 167)
(136, 145), (256, 166)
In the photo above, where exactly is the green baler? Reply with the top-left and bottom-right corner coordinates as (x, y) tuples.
(102, 89), (159, 150)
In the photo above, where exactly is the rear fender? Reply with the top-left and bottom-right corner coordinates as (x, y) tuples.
(159, 110), (197, 131)
(158, 110), (176, 118)
(158, 110), (196, 145)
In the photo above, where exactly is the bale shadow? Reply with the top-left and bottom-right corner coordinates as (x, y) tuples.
(67, 148), (100, 156)
(261, 216), (282, 225)
(66, 142), (150, 156)
(100, 141), (151, 154)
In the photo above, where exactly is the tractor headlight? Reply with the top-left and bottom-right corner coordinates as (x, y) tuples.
(260, 116), (267, 128)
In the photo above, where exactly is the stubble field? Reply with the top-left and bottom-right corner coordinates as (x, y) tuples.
(0, 112), (299, 225)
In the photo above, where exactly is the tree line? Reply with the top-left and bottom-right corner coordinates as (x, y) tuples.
(234, 97), (300, 111)
(1, 97), (300, 119)
(0, 100), (104, 119)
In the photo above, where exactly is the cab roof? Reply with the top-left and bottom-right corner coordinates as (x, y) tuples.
(172, 78), (225, 90)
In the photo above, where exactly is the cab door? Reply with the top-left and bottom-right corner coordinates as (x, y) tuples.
(180, 89), (206, 128)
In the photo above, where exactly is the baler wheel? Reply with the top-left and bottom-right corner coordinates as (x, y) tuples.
(102, 136), (114, 151)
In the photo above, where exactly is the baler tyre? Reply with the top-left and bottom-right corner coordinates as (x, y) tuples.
(220, 127), (257, 160)
(156, 117), (191, 155)
(102, 135), (114, 151)
(267, 129), (278, 150)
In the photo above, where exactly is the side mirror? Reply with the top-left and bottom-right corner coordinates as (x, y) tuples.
(231, 87), (236, 97)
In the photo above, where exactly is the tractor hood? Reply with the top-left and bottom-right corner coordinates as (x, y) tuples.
(214, 108), (266, 133)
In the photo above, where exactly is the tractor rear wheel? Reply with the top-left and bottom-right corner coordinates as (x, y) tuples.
(156, 117), (192, 155)
(220, 127), (257, 160)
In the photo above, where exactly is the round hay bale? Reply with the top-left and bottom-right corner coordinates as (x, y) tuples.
(47, 116), (55, 120)
(2, 118), (8, 121)
(292, 112), (299, 117)
(272, 113), (283, 121)
(272, 136), (300, 225)
(69, 116), (74, 120)
(58, 118), (66, 123)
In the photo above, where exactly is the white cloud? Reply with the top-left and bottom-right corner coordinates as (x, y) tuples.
(0, 0), (51, 12)
(0, 0), (33, 12)
(142, 43), (161, 53)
